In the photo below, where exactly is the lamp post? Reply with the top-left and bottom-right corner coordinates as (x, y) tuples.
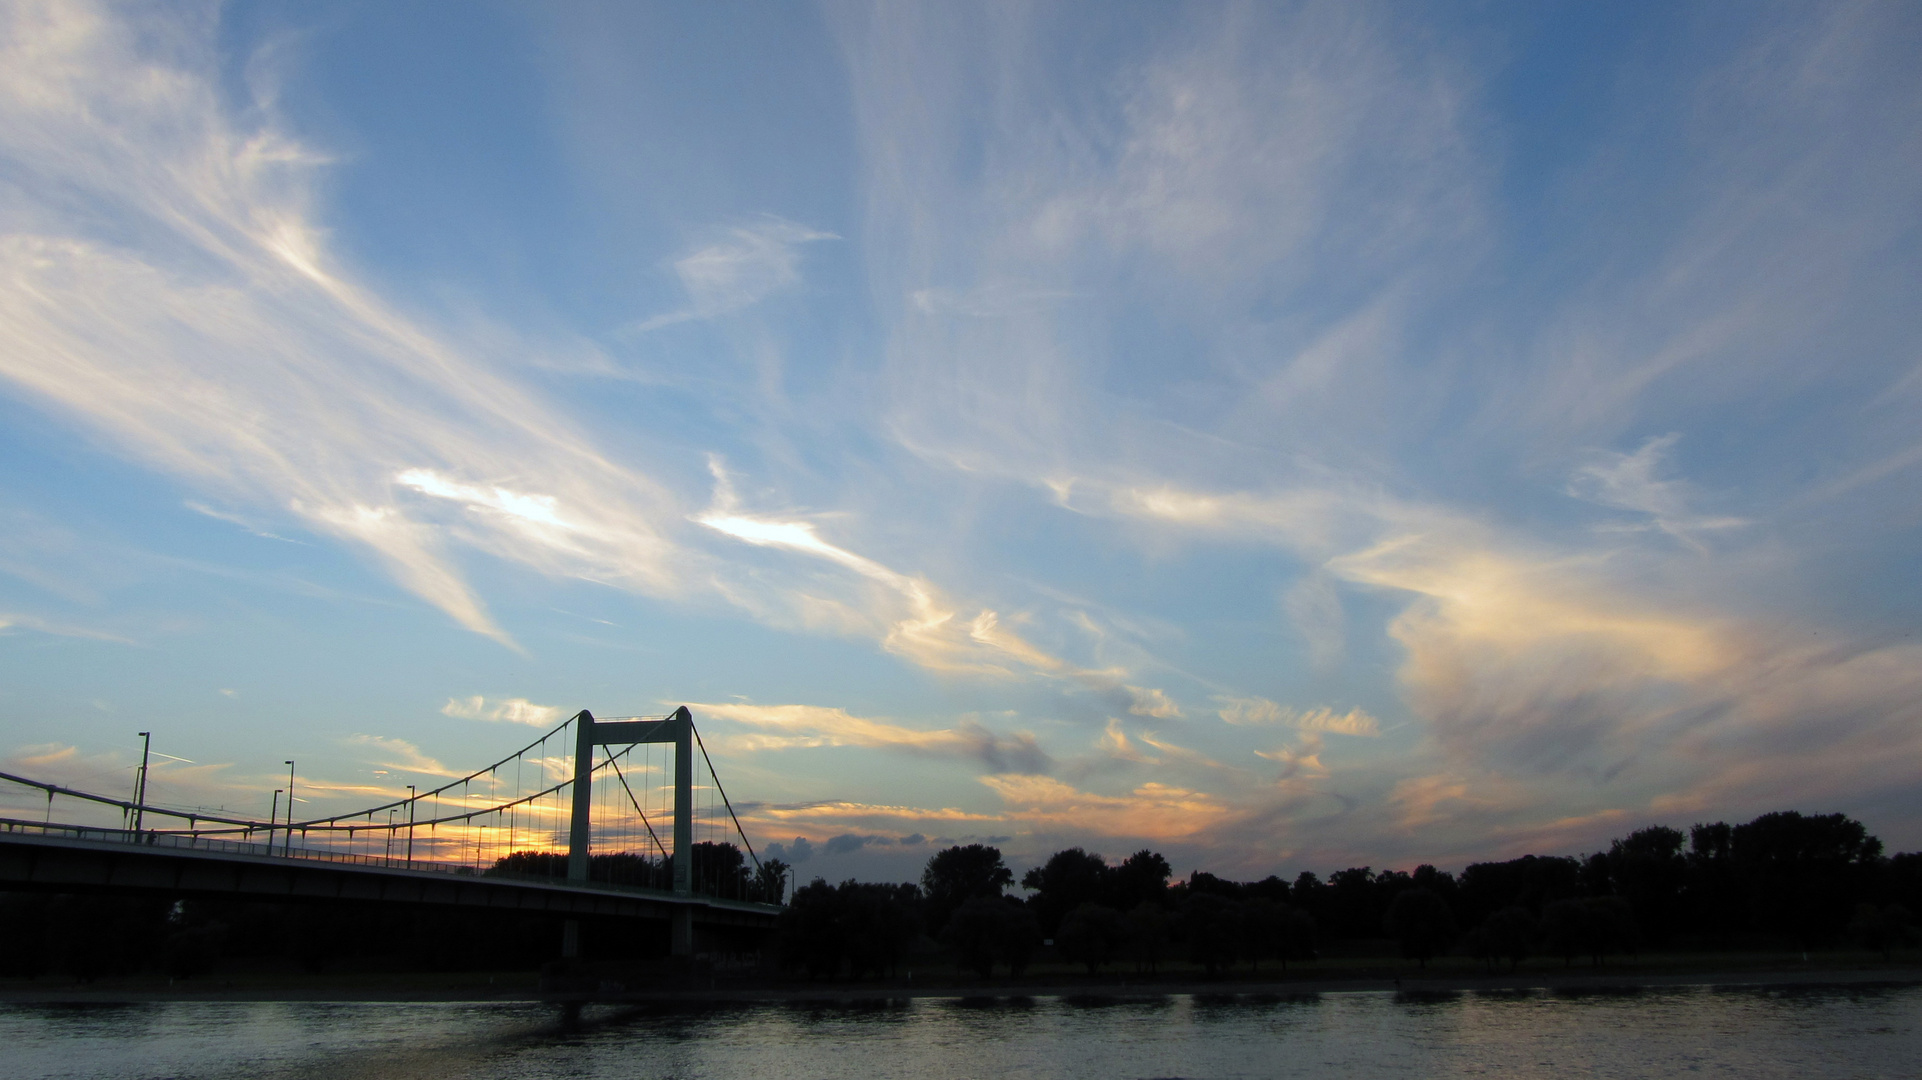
(133, 731), (152, 835)
(406, 785), (417, 864)
(283, 760), (296, 856)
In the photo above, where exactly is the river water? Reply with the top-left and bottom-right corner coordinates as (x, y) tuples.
(4, 984), (1917, 1080)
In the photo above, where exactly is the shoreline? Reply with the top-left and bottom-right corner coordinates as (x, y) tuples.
(4, 962), (1917, 1005)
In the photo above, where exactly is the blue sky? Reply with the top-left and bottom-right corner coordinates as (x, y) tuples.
(2, 0), (1919, 884)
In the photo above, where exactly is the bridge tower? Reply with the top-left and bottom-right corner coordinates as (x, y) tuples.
(564, 706), (696, 956)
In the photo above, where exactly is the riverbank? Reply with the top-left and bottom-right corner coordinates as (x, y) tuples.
(4, 953), (1917, 1004)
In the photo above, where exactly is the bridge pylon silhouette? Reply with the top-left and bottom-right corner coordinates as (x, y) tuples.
(564, 705), (696, 956)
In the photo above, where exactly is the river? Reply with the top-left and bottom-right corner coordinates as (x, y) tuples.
(5, 983), (1917, 1079)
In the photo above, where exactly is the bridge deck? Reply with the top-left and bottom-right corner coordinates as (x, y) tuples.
(0, 821), (781, 929)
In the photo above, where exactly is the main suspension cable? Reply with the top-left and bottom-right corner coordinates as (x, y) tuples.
(690, 719), (764, 879)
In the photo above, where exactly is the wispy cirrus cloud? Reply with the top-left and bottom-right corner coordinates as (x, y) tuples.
(344, 734), (459, 778)
(439, 696), (569, 728)
(692, 701), (1051, 775)
(1124, 685), (1182, 719)
(978, 773), (1231, 843)
(0, 610), (135, 644)
(625, 217), (836, 333)
(695, 458), (1085, 679)
(1217, 697), (1379, 737)
(1569, 434), (1748, 547)
(0, 0), (690, 646)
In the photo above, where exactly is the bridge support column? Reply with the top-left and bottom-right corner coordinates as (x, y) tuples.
(562, 918), (580, 959)
(671, 907), (693, 957)
(672, 712), (692, 896)
(671, 710), (694, 955)
(566, 712), (596, 884)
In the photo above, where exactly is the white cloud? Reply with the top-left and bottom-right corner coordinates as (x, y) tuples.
(346, 734), (460, 777)
(1124, 685), (1182, 719)
(440, 696), (569, 728)
(695, 462), (1080, 679)
(978, 773), (1231, 842)
(626, 217), (835, 332)
(0, 609), (133, 643)
(1216, 696), (1379, 737)
(1253, 732), (1329, 780)
(1569, 434), (1747, 547)
(692, 701), (1051, 774)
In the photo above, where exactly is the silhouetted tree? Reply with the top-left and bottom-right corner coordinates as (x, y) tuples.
(1109, 849), (1174, 911)
(1183, 892), (1241, 975)
(1480, 905), (1536, 971)
(1885, 852), (1922, 914)
(753, 857), (792, 904)
(842, 882), (925, 977)
(923, 844), (1014, 938)
(1849, 903), (1913, 960)
(1239, 898), (1296, 973)
(1459, 855), (1584, 928)
(1000, 901), (1043, 976)
(1606, 826), (1688, 946)
(489, 849), (670, 890)
(1282, 905), (1317, 968)
(1540, 896), (1634, 966)
(1686, 822), (1740, 944)
(1022, 848), (1110, 936)
(775, 878), (924, 979)
(1057, 902), (1126, 973)
(942, 895), (1035, 978)
(1730, 811), (1882, 950)
(690, 841), (751, 898)
(779, 878), (847, 978)
(1322, 867), (1381, 940)
(1187, 870), (1246, 900)
(1125, 901), (1171, 974)
(1384, 887), (1456, 969)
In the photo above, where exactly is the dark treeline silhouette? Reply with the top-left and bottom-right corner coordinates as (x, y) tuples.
(486, 841), (789, 903)
(773, 810), (1921, 980)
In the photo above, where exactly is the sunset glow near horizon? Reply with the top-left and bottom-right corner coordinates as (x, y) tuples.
(2, 1), (1919, 883)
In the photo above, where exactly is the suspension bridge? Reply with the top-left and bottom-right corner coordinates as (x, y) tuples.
(0, 707), (782, 958)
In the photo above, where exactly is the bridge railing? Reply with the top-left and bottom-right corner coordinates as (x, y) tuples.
(0, 816), (484, 874)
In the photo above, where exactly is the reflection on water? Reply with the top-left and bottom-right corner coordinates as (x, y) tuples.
(3, 984), (1917, 1080)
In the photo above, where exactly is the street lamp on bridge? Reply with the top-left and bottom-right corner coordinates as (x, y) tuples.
(283, 760), (295, 856)
(132, 731), (151, 835)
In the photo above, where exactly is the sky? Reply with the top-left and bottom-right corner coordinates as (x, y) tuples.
(1, 0), (1919, 886)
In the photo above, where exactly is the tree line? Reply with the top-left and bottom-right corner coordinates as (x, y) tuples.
(774, 809), (1921, 979)
(486, 842), (789, 903)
